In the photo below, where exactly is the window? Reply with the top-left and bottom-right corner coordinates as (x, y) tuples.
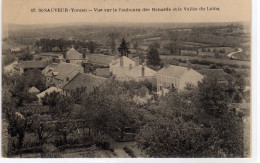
(129, 64), (132, 70)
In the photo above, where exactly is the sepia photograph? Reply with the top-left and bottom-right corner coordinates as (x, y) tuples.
(1, 0), (254, 159)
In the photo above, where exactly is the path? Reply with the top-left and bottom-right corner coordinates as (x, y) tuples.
(227, 48), (243, 59)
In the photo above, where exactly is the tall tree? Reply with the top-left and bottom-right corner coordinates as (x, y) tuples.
(109, 32), (119, 54)
(87, 41), (98, 53)
(147, 42), (161, 66)
(118, 38), (130, 57)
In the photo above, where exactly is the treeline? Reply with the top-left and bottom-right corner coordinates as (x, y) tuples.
(35, 38), (98, 53)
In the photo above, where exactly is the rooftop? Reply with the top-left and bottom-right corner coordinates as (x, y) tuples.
(28, 86), (40, 93)
(35, 53), (63, 57)
(63, 73), (107, 92)
(45, 62), (82, 80)
(157, 65), (190, 78)
(126, 65), (156, 78)
(20, 61), (50, 69)
(36, 87), (62, 99)
(96, 68), (110, 77)
(110, 56), (136, 66)
(88, 54), (115, 65)
(66, 47), (83, 60)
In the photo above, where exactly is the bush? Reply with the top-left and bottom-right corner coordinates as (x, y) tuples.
(96, 140), (111, 150)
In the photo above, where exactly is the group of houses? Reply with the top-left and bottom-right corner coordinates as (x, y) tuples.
(109, 55), (206, 93)
(18, 47), (230, 104)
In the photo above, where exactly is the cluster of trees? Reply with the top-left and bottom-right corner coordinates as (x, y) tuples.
(137, 76), (245, 157)
(35, 38), (98, 54)
(3, 69), (46, 107)
(2, 63), (247, 157)
(2, 69), (153, 157)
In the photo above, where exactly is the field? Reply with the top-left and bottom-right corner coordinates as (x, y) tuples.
(2, 41), (26, 52)
(160, 55), (250, 68)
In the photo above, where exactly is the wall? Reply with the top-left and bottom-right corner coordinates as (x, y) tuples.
(179, 70), (204, 90)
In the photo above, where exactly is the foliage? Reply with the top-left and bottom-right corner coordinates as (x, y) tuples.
(137, 76), (244, 157)
(118, 38), (130, 57)
(3, 54), (16, 66)
(147, 42), (161, 66)
(108, 32), (119, 54)
(87, 41), (98, 53)
(18, 46), (33, 61)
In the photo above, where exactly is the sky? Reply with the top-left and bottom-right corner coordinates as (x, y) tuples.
(2, 0), (251, 25)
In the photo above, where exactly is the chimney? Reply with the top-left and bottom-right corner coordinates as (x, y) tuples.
(141, 64), (145, 77)
(129, 64), (132, 70)
(120, 57), (123, 67)
(187, 59), (191, 70)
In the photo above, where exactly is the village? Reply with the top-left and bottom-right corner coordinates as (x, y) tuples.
(2, 23), (250, 158)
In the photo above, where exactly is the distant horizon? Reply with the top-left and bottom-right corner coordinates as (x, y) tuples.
(5, 21), (250, 26)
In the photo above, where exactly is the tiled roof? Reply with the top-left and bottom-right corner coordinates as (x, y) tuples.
(29, 86), (40, 93)
(110, 56), (135, 67)
(20, 61), (50, 69)
(157, 65), (190, 78)
(45, 62), (81, 80)
(36, 87), (62, 99)
(96, 68), (110, 77)
(66, 48), (83, 60)
(63, 73), (107, 92)
(126, 65), (156, 78)
(88, 54), (115, 65)
(36, 53), (63, 57)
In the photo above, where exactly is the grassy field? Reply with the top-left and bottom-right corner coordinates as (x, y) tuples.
(2, 41), (26, 51)
(160, 55), (250, 68)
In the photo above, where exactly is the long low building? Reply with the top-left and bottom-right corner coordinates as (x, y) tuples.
(42, 62), (84, 89)
(63, 73), (107, 94)
(19, 60), (51, 74)
(157, 65), (204, 92)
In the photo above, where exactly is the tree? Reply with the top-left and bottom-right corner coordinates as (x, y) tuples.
(29, 114), (56, 146)
(41, 91), (61, 107)
(147, 42), (161, 66)
(18, 47), (33, 61)
(118, 38), (130, 57)
(197, 76), (230, 117)
(87, 41), (98, 53)
(109, 32), (119, 54)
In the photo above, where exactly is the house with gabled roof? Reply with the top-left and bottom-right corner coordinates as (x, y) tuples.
(157, 65), (204, 92)
(66, 47), (88, 65)
(109, 56), (138, 81)
(19, 60), (51, 75)
(63, 73), (107, 94)
(125, 64), (157, 87)
(29, 86), (40, 94)
(42, 62), (84, 89)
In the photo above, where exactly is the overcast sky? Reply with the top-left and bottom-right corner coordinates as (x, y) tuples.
(2, 0), (251, 25)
